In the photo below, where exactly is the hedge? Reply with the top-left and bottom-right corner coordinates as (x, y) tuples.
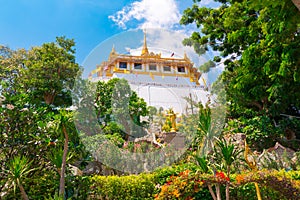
(89, 173), (156, 199)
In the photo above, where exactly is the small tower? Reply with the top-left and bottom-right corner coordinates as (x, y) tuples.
(109, 45), (116, 56)
(141, 30), (149, 56)
(109, 45), (117, 61)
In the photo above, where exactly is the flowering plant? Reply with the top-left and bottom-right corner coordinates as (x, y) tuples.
(155, 170), (204, 200)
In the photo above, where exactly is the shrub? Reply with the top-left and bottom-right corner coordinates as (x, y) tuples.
(89, 173), (155, 199)
(225, 116), (283, 151)
(154, 170), (205, 200)
(153, 162), (199, 185)
(155, 169), (300, 200)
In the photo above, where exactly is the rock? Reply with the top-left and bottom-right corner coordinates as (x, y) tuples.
(82, 161), (103, 175)
(257, 142), (296, 169)
(69, 164), (83, 176)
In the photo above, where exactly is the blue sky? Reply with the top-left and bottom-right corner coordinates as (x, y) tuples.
(0, 0), (194, 63)
(0, 0), (221, 80)
(0, 0), (132, 64)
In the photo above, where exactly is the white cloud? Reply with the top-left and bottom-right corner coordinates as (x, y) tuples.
(198, 0), (213, 6)
(197, 0), (221, 8)
(109, 0), (181, 29)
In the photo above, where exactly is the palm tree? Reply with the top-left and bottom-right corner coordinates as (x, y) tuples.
(6, 156), (35, 200)
(214, 137), (242, 200)
(197, 104), (217, 155)
(194, 155), (217, 200)
(56, 110), (73, 198)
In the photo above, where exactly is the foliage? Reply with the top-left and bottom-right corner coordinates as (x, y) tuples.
(224, 116), (283, 150)
(154, 170), (203, 200)
(26, 37), (80, 105)
(0, 43), (86, 199)
(155, 169), (300, 200)
(0, 37), (80, 106)
(233, 170), (300, 199)
(230, 183), (284, 200)
(153, 162), (200, 185)
(181, 0), (300, 118)
(95, 78), (149, 140)
(199, 60), (216, 73)
(214, 137), (243, 174)
(89, 174), (155, 199)
(0, 95), (55, 198)
(4, 156), (34, 200)
(64, 175), (91, 200)
(279, 117), (300, 140)
(196, 104), (212, 152)
(24, 170), (59, 200)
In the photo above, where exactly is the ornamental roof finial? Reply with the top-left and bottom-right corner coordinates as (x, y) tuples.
(141, 29), (149, 56)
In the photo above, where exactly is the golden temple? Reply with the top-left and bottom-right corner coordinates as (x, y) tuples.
(90, 31), (208, 113)
(94, 32), (201, 85)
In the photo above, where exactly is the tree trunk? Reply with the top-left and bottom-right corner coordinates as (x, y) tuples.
(208, 184), (217, 200)
(226, 166), (230, 200)
(292, 0), (300, 11)
(216, 184), (221, 200)
(59, 124), (69, 198)
(19, 184), (29, 200)
(44, 92), (56, 105)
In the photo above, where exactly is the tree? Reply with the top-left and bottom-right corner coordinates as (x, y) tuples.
(181, 0), (300, 117)
(0, 39), (85, 199)
(1, 37), (80, 106)
(52, 110), (74, 198)
(95, 78), (149, 140)
(24, 36), (80, 105)
(0, 46), (27, 96)
(214, 137), (242, 200)
(5, 156), (34, 200)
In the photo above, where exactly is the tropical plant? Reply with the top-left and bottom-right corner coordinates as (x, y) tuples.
(52, 110), (75, 198)
(214, 137), (243, 200)
(5, 156), (35, 200)
(194, 156), (217, 200)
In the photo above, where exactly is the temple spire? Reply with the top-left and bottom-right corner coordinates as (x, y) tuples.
(109, 44), (116, 60)
(111, 44), (116, 54)
(141, 30), (149, 56)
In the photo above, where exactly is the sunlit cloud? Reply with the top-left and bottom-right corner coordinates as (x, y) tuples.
(197, 0), (221, 8)
(109, 0), (181, 29)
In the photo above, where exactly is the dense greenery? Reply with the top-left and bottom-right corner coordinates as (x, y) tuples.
(180, 0), (300, 151)
(95, 78), (149, 140)
(1, 0), (300, 199)
(89, 173), (156, 199)
(181, 0), (300, 117)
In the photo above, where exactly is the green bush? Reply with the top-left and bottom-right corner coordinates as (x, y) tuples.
(225, 116), (283, 150)
(89, 173), (155, 199)
(230, 183), (284, 200)
(155, 169), (300, 200)
(65, 175), (91, 200)
(153, 162), (199, 185)
(23, 173), (89, 200)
